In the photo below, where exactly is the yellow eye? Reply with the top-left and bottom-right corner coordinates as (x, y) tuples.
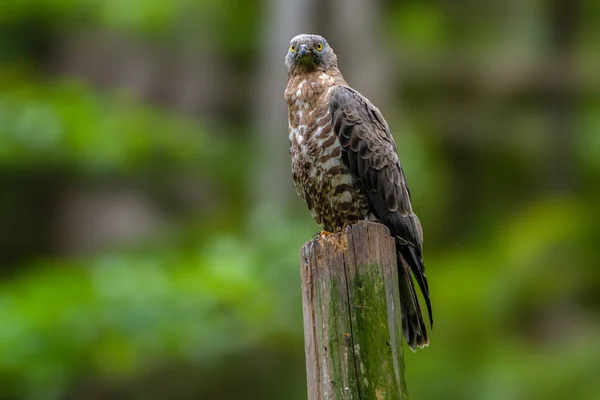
(317, 43), (323, 51)
(290, 44), (295, 52)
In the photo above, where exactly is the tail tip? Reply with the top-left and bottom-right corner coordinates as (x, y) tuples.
(406, 335), (430, 352)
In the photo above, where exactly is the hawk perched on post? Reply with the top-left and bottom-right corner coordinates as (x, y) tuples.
(285, 34), (432, 350)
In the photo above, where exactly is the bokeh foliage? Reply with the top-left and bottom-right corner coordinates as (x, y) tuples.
(0, 0), (599, 399)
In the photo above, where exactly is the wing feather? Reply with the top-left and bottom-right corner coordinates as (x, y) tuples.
(329, 85), (433, 331)
(329, 86), (417, 239)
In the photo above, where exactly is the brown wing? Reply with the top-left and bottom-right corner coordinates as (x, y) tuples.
(329, 85), (433, 337)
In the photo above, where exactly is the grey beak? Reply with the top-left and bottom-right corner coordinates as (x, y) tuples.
(299, 44), (309, 57)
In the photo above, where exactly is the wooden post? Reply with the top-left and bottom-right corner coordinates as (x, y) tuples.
(300, 221), (409, 400)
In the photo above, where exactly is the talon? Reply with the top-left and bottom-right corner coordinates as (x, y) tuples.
(311, 230), (333, 240)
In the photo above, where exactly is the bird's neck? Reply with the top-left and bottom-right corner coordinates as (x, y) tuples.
(285, 69), (346, 105)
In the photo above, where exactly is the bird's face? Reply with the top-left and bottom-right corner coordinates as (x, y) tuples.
(286, 34), (336, 73)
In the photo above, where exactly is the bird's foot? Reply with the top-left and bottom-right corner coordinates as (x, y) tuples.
(311, 230), (333, 240)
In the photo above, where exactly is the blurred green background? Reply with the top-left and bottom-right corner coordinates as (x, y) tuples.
(0, 0), (599, 399)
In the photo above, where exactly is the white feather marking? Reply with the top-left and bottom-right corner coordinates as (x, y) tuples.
(337, 191), (353, 203)
(311, 127), (323, 139)
(321, 143), (335, 156)
(338, 174), (354, 185)
(322, 157), (341, 172)
(314, 113), (330, 125)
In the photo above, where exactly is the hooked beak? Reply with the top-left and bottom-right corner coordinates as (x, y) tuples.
(298, 44), (309, 57)
(296, 43), (317, 70)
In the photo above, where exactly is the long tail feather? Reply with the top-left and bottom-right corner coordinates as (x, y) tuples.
(406, 245), (433, 327)
(396, 239), (432, 350)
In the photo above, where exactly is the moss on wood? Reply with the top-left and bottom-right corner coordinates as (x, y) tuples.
(301, 221), (408, 400)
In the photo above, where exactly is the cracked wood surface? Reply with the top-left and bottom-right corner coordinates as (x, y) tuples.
(300, 221), (408, 400)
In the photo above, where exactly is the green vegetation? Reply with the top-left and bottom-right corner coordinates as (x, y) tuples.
(0, 0), (599, 399)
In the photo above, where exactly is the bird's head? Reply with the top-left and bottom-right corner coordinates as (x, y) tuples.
(285, 34), (338, 74)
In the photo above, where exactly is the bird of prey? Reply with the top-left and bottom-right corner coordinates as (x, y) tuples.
(285, 34), (432, 350)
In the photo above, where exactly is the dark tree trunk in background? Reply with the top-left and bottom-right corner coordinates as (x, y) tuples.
(546, 0), (580, 192)
(328, 0), (391, 115)
(252, 0), (316, 218)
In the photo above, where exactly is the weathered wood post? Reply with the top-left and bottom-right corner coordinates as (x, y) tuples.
(300, 221), (409, 400)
